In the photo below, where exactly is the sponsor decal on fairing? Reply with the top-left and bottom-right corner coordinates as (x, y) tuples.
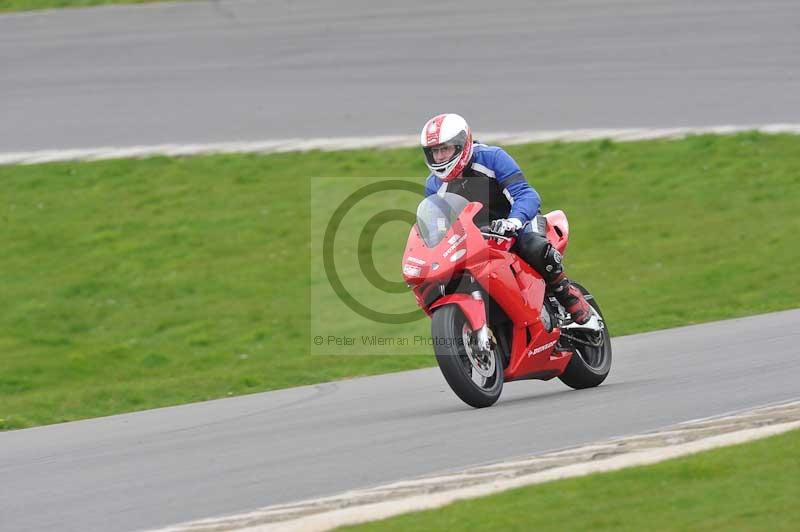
(527, 339), (558, 357)
(443, 234), (467, 258)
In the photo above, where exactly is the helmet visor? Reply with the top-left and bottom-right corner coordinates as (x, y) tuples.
(423, 131), (468, 170)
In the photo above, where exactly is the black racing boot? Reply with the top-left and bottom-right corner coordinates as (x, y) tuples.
(551, 276), (592, 325)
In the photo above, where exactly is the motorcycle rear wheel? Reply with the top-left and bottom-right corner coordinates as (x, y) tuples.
(431, 304), (503, 408)
(558, 283), (612, 389)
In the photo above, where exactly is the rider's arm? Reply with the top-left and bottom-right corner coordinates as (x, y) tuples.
(424, 174), (441, 196)
(493, 148), (541, 223)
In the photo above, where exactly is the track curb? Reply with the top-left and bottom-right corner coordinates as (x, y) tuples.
(3, 124), (800, 166)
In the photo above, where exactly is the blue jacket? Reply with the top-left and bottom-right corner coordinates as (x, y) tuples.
(424, 143), (541, 224)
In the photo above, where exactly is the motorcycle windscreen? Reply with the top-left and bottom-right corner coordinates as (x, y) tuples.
(416, 192), (468, 248)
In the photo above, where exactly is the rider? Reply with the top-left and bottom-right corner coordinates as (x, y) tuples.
(421, 113), (592, 324)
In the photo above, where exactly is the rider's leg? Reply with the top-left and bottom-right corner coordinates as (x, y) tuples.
(513, 219), (592, 324)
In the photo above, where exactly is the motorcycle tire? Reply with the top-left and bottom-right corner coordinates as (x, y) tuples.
(558, 282), (612, 389)
(431, 304), (503, 408)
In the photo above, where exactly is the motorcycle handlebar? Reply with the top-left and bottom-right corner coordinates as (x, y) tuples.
(479, 225), (515, 241)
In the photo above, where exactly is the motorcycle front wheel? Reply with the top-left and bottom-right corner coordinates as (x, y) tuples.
(431, 304), (503, 408)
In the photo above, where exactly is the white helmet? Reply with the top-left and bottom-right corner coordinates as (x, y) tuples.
(420, 113), (473, 182)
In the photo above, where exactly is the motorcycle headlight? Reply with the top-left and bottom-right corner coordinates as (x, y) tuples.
(403, 264), (422, 277)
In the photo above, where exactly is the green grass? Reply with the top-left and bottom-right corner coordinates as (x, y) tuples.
(344, 428), (800, 532)
(1, 133), (799, 429)
(0, 0), (182, 13)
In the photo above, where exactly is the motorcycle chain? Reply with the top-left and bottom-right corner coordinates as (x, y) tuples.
(559, 330), (605, 348)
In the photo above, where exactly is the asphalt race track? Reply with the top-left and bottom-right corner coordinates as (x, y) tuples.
(2, 310), (799, 531)
(1, 0), (799, 151)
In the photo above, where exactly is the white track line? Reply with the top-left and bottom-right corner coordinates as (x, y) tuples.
(155, 401), (800, 532)
(2, 124), (800, 166)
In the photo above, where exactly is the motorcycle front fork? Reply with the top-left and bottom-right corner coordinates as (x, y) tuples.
(470, 290), (493, 352)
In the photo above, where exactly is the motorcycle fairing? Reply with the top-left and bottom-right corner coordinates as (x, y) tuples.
(429, 293), (485, 330)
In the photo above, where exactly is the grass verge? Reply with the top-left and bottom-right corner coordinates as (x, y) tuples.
(343, 428), (800, 531)
(0, 0), (180, 13)
(1, 133), (798, 429)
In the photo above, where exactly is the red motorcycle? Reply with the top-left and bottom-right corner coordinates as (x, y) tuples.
(402, 192), (611, 408)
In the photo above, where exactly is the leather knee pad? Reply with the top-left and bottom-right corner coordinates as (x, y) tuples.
(541, 245), (565, 285)
(515, 232), (563, 283)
